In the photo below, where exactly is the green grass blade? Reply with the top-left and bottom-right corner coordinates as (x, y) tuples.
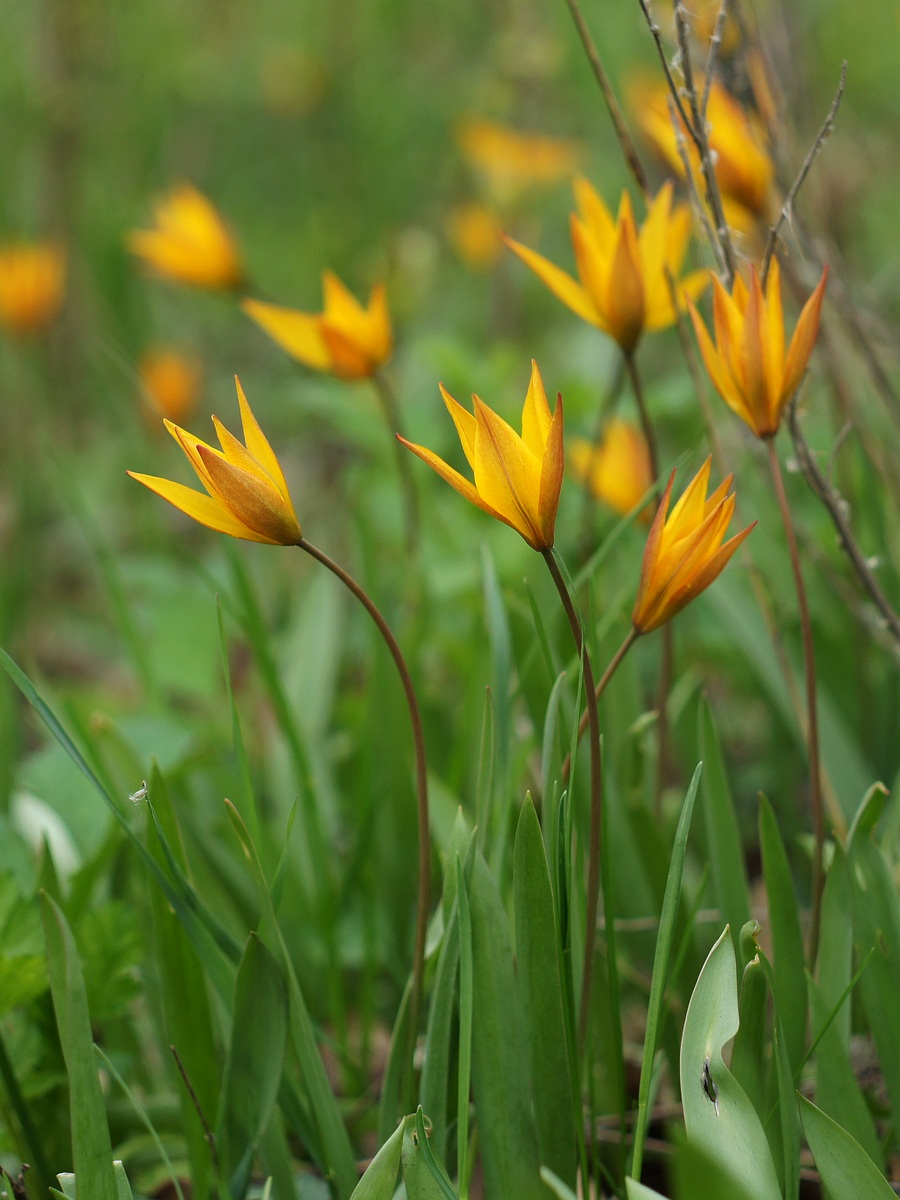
(799, 1096), (896, 1199)
(468, 851), (543, 1200)
(758, 796), (806, 1073)
(217, 933), (289, 1197)
(419, 905), (459, 1163)
(698, 699), (750, 951)
(401, 1108), (458, 1200)
(456, 854), (474, 1199)
(631, 763), (702, 1182)
(348, 1117), (405, 1199)
(679, 927), (781, 1200)
(40, 892), (117, 1200)
(513, 795), (577, 1190)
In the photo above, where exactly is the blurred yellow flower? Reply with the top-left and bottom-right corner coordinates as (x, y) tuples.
(569, 419), (653, 519)
(129, 378), (301, 545)
(632, 458), (754, 634)
(243, 272), (392, 381)
(688, 259), (828, 439)
(139, 348), (202, 425)
(633, 77), (774, 230)
(0, 242), (65, 336)
(456, 119), (580, 204)
(398, 360), (563, 551)
(504, 180), (708, 352)
(447, 203), (503, 270)
(127, 184), (244, 291)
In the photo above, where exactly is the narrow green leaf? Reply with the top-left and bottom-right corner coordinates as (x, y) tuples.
(456, 854), (473, 1196)
(419, 905), (458, 1162)
(729, 949), (767, 1121)
(218, 933), (289, 1197)
(799, 1096), (896, 1199)
(679, 928), (781, 1200)
(469, 851), (544, 1200)
(481, 548), (512, 870)
(758, 796), (806, 1072)
(113, 1161), (135, 1200)
(40, 892), (117, 1200)
(698, 700), (750, 951)
(401, 1108), (458, 1200)
(631, 764), (702, 1182)
(348, 1117), (405, 1199)
(514, 795), (577, 1190)
(543, 1167), (581, 1200)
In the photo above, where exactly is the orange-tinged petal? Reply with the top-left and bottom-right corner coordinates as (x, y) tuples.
(397, 435), (512, 528)
(764, 257), (785, 380)
(503, 233), (601, 327)
(521, 359), (552, 456)
(538, 393), (564, 546)
(320, 320), (375, 379)
(472, 397), (544, 548)
(127, 472), (262, 541)
(242, 298), (332, 371)
(632, 470), (676, 627)
(643, 519), (756, 630)
(322, 269), (367, 327)
(440, 383), (478, 471)
(235, 377), (292, 502)
(605, 206), (645, 351)
(781, 265), (828, 414)
(740, 267), (774, 434)
(197, 446), (302, 545)
(367, 282), (393, 362)
(165, 419), (222, 497)
(637, 182), (673, 284)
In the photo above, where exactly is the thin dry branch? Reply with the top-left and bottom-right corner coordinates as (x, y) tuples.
(786, 400), (900, 648)
(761, 61), (847, 287)
(564, 0), (649, 196)
(701, 0), (730, 117)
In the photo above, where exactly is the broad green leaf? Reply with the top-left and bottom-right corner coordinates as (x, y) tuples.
(514, 796), (577, 1190)
(468, 852), (544, 1200)
(348, 1117), (405, 1199)
(672, 1138), (759, 1200)
(631, 764), (702, 1182)
(679, 928), (781, 1200)
(218, 934), (289, 1197)
(698, 700), (750, 951)
(729, 952), (767, 1121)
(543, 1167), (581, 1200)
(402, 1108), (458, 1200)
(758, 796), (806, 1072)
(799, 1096), (896, 1199)
(41, 893), (117, 1200)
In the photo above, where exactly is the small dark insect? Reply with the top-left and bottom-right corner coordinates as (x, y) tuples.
(701, 1056), (719, 1115)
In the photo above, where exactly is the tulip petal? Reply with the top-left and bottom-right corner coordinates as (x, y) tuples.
(320, 321), (374, 380)
(570, 217), (612, 323)
(127, 472), (261, 541)
(689, 298), (759, 431)
(242, 298), (332, 371)
(645, 518), (756, 630)
(165, 420), (222, 497)
(503, 233), (601, 328)
(197, 446), (302, 545)
(781, 265), (828, 414)
(397, 435), (514, 530)
(234, 377), (292, 502)
(521, 359), (552, 456)
(632, 469), (676, 629)
(440, 384), (478, 471)
(538, 394), (564, 547)
(605, 204), (645, 350)
(739, 268), (774, 433)
(472, 398), (545, 548)
(573, 176), (616, 251)
(322, 269), (368, 325)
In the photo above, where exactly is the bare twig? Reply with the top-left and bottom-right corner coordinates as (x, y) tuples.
(761, 61), (847, 287)
(786, 402), (900, 647)
(637, 0), (697, 135)
(669, 95), (725, 274)
(673, 0), (738, 284)
(701, 0), (730, 117)
(564, 0), (649, 196)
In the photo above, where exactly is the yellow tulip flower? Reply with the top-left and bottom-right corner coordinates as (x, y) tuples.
(688, 259), (828, 439)
(243, 272), (392, 381)
(139, 348), (203, 425)
(0, 242), (65, 336)
(127, 184), (244, 291)
(633, 77), (774, 231)
(456, 119), (580, 204)
(632, 458), (755, 633)
(569, 419), (653, 520)
(398, 360), (563, 551)
(129, 378), (301, 546)
(504, 180), (708, 351)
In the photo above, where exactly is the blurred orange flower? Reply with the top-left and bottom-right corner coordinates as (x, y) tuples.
(633, 77), (774, 230)
(569, 419), (653, 519)
(129, 378), (301, 546)
(139, 348), (203, 424)
(127, 184), (244, 291)
(447, 203), (503, 270)
(398, 360), (563, 551)
(243, 272), (392, 381)
(688, 259), (828, 439)
(504, 180), (708, 351)
(456, 119), (580, 203)
(632, 458), (755, 634)
(0, 242), (65, 336)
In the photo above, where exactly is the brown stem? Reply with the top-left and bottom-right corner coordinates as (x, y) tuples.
(764, 441), (823, 966)
(563, 0), (649, 197)
(623, 350), (659, 482)
(373, 370), (420, 553)
(297, 538), (430, 1080)
(563, 625), (639, 783)
(542, 548), (604, 1050)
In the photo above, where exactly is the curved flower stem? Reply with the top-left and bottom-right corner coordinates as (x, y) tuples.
(563, 625), (639, 784)
(764, 440), (824, 965)
(373, 370), (420, 552)
(542, 548), (607, 1054)
(297, 538), (431, 1075)
(624, 349), (672, 807)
